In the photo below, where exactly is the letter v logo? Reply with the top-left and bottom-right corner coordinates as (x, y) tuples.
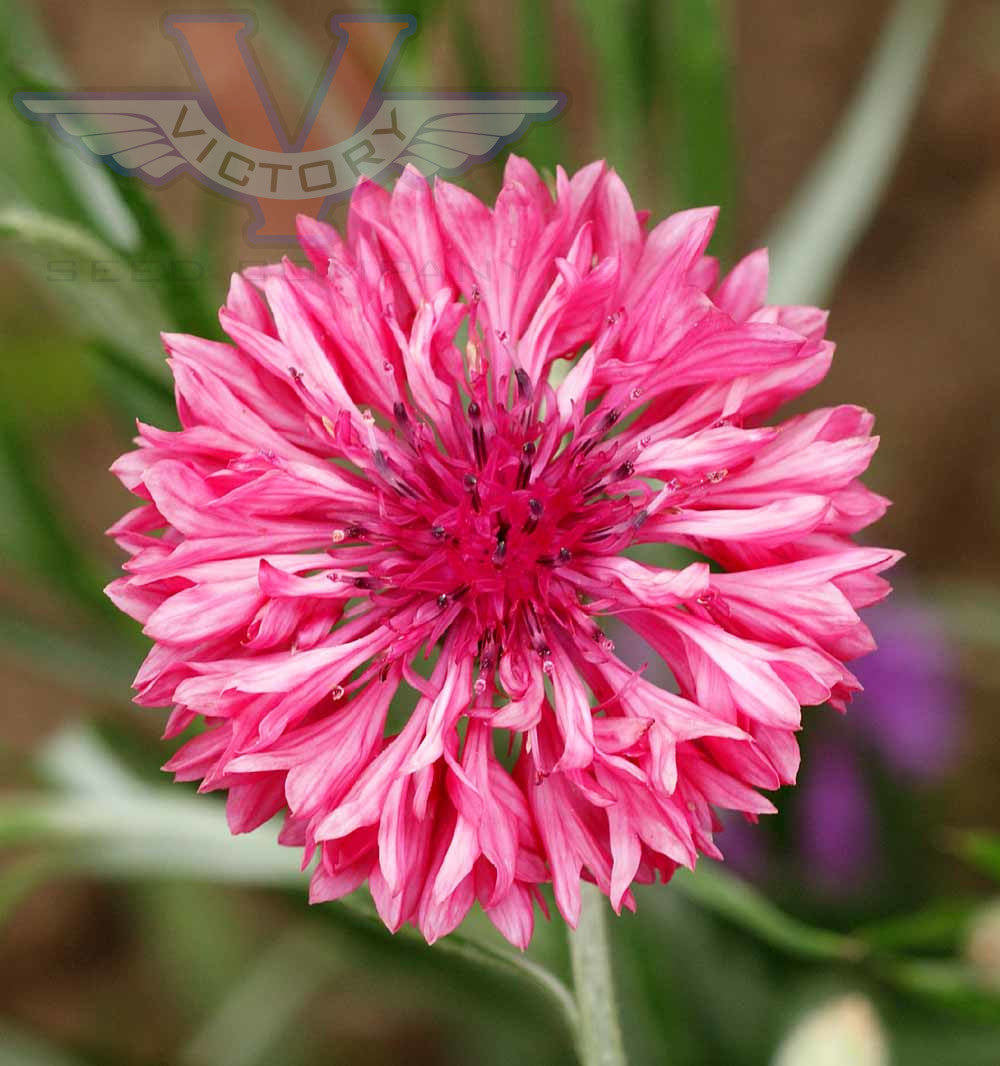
(15, 12), (565, 244)
(163, 13), (414, 242)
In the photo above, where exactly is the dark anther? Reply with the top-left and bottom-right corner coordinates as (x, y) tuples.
(393, 401), (408, 424)
(614, 460), (635, 480)
(576, 438), (597, 458)
(492, 539), (507, 566)
(346, 524), (366, 539)
(479, 628), (499, 672)
(355, 576), (376, 590)
(558, 547), (572, 564)
(468, 401), (486, 466)
(436, 593), (448, 608)
(514, 368), (533, 403)
(601, 408), (621, 430)
(523, 497), (543, 534)
(516, 440), (536, 490)
(431, 524), (446, 539)
(463, 473), (481, 511)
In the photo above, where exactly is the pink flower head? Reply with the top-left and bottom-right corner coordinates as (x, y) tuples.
(107, 158), (899, 947)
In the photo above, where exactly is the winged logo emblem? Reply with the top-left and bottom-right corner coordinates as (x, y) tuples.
(14, 14), (565, 242)
(15, 96), (565, 195)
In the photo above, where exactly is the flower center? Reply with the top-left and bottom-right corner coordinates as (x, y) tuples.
(332, 387), (643, 637)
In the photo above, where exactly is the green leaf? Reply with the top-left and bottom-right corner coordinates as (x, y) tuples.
(136, 882), (257, 1027)
(516, 1), (567, 172)
(97, 170), (221, 339)
(765, 0), (947, 305)
(953, 832), (1000, 883)
(663, 0), (735, 255)
(880, 958), (1000, 1022)
(10, 65), (215, 331)
(573, 0), (644, 182)
(1, 726), (579, 1033)
(1, 788), (579, 1034)
(88, 339), (177, 428)
(178, 926), (334, 1066)
(854, 898), (981, 953)
(0, 205), (169, 378)
(0, 22), (137, 249)
(671, 862), (866, 962)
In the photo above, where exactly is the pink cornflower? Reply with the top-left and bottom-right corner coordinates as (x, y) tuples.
(107, 158), (898, 947)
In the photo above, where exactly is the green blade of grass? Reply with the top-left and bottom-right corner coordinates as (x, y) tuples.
(0, 4), (138, 249)
(573, 0), (643, 181)
(663, 0), (735, 254)
(671, 862), (865, 962)
(765, 0), (948, 305)
(953, 831), (1000, 883)
(4, 725), (580, 1034)
(0, 205), (169, 379)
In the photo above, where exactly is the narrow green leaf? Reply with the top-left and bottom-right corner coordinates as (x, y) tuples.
(516, 1), (567, 172)
(179, 927), (336, 1066)
(231, 0), (336, 137)
(0, 20), (137, 249)
(573, 0), (643, 181)
(98, 171), (220, 339)
(766, 0), (947, 305)
(672, 862), (866, 962)
(0, 205), (169, 378)
(88, 339), (178, 428)
(2, 728), (579, 1032)
(854, 898), (980, 952)
(136, 882), (257, 1026)
(879, 958), (1000, 1021)
(664, 0), (735, 255)
(15, 58), (218, 338)
(954, 832), (1000, 883)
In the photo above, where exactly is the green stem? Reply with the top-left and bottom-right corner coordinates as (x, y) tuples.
(568, 883), (628, 1066)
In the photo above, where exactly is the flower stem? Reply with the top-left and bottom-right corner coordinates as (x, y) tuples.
(568, 883), (628, 1066)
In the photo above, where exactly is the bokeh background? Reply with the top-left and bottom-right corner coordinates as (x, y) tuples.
(2, 1), (1000, 1063)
